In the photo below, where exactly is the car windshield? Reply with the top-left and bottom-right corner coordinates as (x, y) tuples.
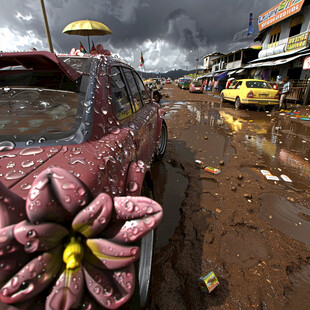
(193, 82), (200, 86)
(246, 81), (272, 89)
(0, 56), (91, 143)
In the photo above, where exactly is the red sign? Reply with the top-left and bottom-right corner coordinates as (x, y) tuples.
(303, 56), (310, 70)
(258, 0), (305, 31)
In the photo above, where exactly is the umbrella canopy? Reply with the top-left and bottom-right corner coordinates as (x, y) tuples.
(62, 20), (112, 52)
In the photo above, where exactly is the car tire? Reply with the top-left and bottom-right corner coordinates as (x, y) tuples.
(154, 120), (167, 161)
(235, 97), (242, 110)
(136, 180), (155, 309)
(220, 93), (226, 103)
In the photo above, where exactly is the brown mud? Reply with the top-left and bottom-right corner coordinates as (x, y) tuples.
(147, 84), (310, 310)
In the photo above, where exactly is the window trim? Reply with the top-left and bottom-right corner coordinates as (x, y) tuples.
(110, 65), (134, 121)
(121, 67), (144, 112)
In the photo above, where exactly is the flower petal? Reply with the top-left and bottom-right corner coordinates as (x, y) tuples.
(0, 225), (24, 256)
(83, 262), (135, 309)
(0, 247), (62, 304)
(72, 193), (112, 238)
(45, 266), (84, 310)
(86, 239), (140, 270)
(106, 196), (163, 243)
(0, 252), (30, 283)
(0, 225), (30, 283)
(26, 167), (91, 223)
(13, 221), (69, 253)
(0, 182), (26, 229)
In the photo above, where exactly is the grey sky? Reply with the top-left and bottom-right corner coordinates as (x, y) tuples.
(0, 0), (280, 72)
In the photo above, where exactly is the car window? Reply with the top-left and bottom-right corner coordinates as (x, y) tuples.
(132, 71), (149, 104)
(0, 58), (90, 142)
(235, 81), (242, 89)
(111, 66), (133, 120)
(246, 81), (272, 89)
(123, 68), (143, 111)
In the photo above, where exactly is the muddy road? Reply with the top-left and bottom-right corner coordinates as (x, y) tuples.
(147, 84), (310, 310)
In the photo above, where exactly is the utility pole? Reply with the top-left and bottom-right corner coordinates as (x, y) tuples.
(195, 49), (199, 79)
(40, 0), (54, 53)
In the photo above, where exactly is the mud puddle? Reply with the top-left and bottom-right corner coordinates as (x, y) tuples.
(260, 193), (310, 248)
(151, 161), (188, 250)
(165, 101), (235, 164)
(284, 265), (310, 309)
(240, 111), (310, 190)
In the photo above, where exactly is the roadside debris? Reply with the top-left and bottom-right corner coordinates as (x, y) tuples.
(280, 174), (292, 182)
(204, 166), (221, 174)
(260, 170), (293, 182)
(195, 160), (203, 165)
(198, 271), (219, 293)
(260, 169), (280, 181)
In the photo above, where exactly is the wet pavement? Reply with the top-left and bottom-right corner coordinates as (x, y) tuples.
(155, 99), (310, 250)
(151, 160), (188, 249)
(150, 88), (310, 309)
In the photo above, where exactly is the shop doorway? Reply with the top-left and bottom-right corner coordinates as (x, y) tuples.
(287, 67), (302, 80)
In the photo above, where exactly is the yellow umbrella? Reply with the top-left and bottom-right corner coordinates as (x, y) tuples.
(62, 20), (112, 52)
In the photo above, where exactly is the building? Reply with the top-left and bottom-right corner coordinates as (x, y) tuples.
(243, 0), (310, 103)
(202, 52), (223, 74)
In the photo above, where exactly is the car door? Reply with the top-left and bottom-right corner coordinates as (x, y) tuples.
(122, 67), (158, 165)
(230, 81), (242, 100)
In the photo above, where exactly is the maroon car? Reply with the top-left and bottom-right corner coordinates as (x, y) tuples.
(189, 82), (203, 93)
(0, 51), (167, 309)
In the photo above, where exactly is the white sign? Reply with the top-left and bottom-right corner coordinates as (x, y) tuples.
(303, 56), (310, 70)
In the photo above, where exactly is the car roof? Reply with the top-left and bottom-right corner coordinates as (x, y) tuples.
(0, 51), (82, 81)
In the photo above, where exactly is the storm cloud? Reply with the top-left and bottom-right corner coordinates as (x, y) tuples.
(0, 0), (280, 72)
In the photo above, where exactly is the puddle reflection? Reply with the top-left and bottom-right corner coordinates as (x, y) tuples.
(151, 161), (188, 249)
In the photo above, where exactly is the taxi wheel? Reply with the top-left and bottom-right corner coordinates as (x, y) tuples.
(235, 97), (242, 110)
(154, 120), (167, 161)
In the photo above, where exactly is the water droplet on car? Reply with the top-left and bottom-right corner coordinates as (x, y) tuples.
(20, 147), (44, 156)
(21, 160), (35, 168)
(38, 137), (46, 144)
(0, 141), (15, 152)
(69, 158), (86, 165)
(5, 170), (25, 180)
(26, 139), (35, 145)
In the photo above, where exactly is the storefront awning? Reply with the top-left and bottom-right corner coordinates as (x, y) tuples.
(235, 68), (245, 74)
(243, 52), (310, 69)
(217, 71), (228, 81)
(227, 70), (236, 75)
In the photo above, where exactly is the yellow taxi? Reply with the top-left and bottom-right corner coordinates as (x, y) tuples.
(220, 79), (279, 109)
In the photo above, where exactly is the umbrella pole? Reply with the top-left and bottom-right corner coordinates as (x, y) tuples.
(87, 35), (90, 53)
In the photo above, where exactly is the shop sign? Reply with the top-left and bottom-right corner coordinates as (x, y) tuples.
(286, 32), (309, 51)
(303, 56), (310, 70)
(258, 0), (305, 31)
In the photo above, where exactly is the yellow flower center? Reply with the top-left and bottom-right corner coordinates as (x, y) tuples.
(63, 236), (84, 270)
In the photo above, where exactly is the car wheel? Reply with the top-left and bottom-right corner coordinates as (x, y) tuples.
(136, 180), (155, 309)
(235, 97), (242, 110)
(154, 120), (167, 161)
(220, 93), (226, 103)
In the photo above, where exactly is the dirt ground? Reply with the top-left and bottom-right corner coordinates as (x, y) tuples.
(147, 84), (310, 310)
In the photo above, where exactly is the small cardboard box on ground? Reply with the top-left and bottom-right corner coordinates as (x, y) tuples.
(198, 271), (219, 293)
